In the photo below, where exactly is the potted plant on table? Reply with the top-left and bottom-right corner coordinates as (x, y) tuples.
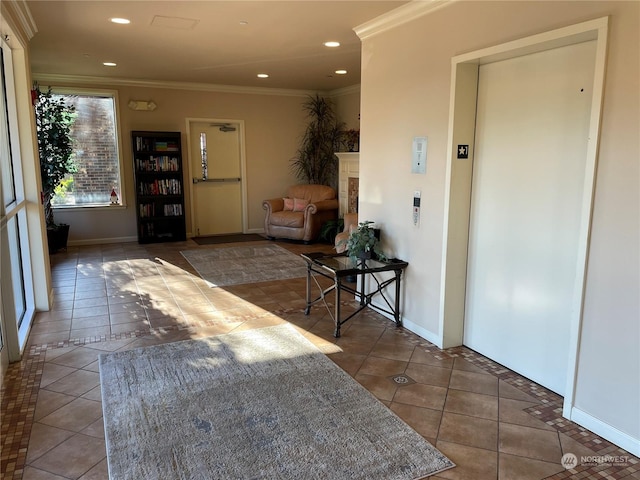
(34, 85), (77, 253)
(341, 221), (388, 262)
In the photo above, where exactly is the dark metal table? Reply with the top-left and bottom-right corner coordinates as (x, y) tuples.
(301, 252), (409, 337)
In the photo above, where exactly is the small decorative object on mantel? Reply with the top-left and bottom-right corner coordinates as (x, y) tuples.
(110, 188), (119, 205)
(340, 220), (387, 262)
(342, 129), (360, 152)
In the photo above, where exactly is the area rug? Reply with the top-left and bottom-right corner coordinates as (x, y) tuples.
(192, 233), (266, 246)
(180, 243), (308, 287)
(99, 324), (454, 480)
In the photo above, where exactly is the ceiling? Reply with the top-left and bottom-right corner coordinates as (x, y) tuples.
(26, 1), (408, 92)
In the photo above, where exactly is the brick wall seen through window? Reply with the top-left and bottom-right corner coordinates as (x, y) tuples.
(52, 93), (121, 206)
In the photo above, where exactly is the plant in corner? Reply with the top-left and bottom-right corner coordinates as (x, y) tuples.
(318, 217), (344, 244)
(341, 129), (360, 152)
(290, 94), (345, 189)
(34, 86), (77, 253)
(341, 220), (388, 262)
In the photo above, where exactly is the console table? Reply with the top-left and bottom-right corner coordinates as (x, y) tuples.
(301, 252), (409, 337)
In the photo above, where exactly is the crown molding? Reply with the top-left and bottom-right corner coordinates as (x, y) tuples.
(31, 73), (323, 98)
(327, 84), (361, 98)
(1, 0), (38, 43)
(354, 0), (455, 40)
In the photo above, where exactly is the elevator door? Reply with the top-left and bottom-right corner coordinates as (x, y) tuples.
(464, 41), (596, 395)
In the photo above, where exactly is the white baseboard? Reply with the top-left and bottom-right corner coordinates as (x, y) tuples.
(369, 299), (441, 347)
(569, 407), (640, 456)
(68, 235), (138, 246)
(401, 317), (442, 347)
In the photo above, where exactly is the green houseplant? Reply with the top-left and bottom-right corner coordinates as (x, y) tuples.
(318, 217), (344, 244)
(342, 221), (387, 262)
(290, 94), (345, 188)
(341, 128), (360, 152)
(34, 86), (77, 252)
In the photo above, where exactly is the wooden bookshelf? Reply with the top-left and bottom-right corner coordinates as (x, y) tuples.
(132, 131), (186, 243)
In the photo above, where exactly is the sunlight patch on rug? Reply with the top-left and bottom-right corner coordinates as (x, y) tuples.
(99, 324), (455, 480)
(180, 244), (308, 287)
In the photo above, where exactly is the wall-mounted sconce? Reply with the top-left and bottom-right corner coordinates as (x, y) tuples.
(128, 100), (157, 111)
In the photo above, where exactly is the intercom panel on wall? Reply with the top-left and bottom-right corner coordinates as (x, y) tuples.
(412, 137), (427, 174)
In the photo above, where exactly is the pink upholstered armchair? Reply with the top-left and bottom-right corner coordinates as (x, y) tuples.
(262, 184), (338, 243)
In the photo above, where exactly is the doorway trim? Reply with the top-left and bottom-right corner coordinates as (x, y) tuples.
(185, 118), (248, 236)
(438, 17), (608, 415)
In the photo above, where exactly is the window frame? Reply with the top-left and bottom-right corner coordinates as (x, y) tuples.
(45, 86), (127, 209)
(1, 35), (36, 362)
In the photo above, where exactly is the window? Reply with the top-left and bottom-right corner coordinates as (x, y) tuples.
(49, 90), (123, 206)
(1, 35), (35, 360)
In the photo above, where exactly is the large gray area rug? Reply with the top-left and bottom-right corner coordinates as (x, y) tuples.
(99, 324), (454, 480)
(181, 244), (308, 287)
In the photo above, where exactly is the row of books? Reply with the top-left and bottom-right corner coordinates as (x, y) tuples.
(134, 136), (179, 153)
(155, 141), (179, 152)
(162, 204), (183, 216)
(135, 156), (180, 172)
(139, 223), (178, 239)
(139, 203), (184, 218)
(138, 179), (182, 196)
(139, 223), (160, 238)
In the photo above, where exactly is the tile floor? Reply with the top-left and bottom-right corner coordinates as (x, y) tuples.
(1, 239), (638, 480)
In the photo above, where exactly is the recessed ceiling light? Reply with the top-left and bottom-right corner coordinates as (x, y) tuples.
(257, 73), (269, 78)
(110, 18), (130, 25)
(103, 62), (117, 67)
(239, 20), (249, 25)
(335, 69), (347, 75)
(324, 41), (340, 48)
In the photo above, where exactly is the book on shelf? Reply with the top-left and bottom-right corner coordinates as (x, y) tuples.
(139, 203), (155, 218)
(153, 141), (179, 152)
(140, 222), (155, 238)
(163, 204), (183, 216)
(135, 156), (179, 172)
(138, 179), (182, 196)
(134, 137), (180, 153)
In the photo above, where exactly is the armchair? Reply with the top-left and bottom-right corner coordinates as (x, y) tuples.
(263, 184), (338, 243)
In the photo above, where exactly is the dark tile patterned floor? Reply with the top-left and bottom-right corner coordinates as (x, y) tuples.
(1, 240), (638, 479)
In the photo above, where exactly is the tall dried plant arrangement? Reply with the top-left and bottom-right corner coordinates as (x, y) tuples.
(290, 94), (344, 188)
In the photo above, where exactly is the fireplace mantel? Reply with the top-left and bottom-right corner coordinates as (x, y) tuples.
(336, 152), (359, 217)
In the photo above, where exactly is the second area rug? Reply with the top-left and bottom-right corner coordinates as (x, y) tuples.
(180, 243), (308, 287)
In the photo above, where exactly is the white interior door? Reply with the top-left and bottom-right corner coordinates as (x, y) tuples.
(464, 41), (596, 395)
(189, 122), (243, 236)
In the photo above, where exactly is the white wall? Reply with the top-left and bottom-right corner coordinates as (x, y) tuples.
(332, 87), (361, 131)
(357, 0), (639, 452)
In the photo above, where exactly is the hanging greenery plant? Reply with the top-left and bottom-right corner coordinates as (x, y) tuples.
(290, 94), (344, 188)
(34, 85), (77, 229)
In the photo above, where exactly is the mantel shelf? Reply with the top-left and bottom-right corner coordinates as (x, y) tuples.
(335, 152), (360, 159)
